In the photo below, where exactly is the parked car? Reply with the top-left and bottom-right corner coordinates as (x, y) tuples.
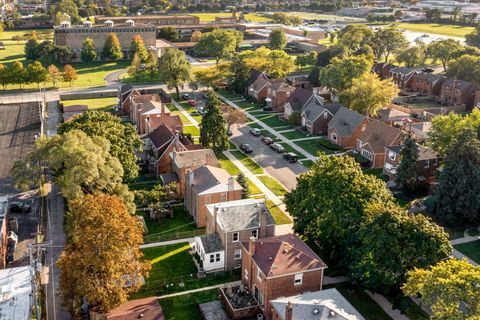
(181, 93), (190, 100)
(9, 202), (31, 213)
(270, 143), (285, 153)
(261, 136), (274, 145)
(249, 128), (261, 136)
(283, 152), (298, 163)
(187, 99), (197, 107)
(196, 106), (205, 115)
(240, 144), (253, 154)
(202, 92), (210, 99)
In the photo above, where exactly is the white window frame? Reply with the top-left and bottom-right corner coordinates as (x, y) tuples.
(294, 273), (303, 286)
(232, 232), (239, 242)
(331, 133), (338, 142)
(234, 249), (242, 260)
(244, 269), (249, 281)
(424, 159), (430, 168)
(251, 229), (258, 239)
(215, 253), (221, 262)
(323, 112), (328, 119)
(209, 254), (215, 263)
(361, 149), (373, 161)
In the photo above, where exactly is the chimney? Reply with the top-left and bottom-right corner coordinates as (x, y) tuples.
(161, 102), (166, 116)
(285, 301), (293, 320)
(259, 204), (268, 238)
(172, 150), (177, 169)
(228, 176), (234, 200)
(187, 170), (194, 186)
(249, 236), (255, 257)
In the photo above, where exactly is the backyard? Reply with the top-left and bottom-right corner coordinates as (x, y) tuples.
(140, 205), (199, 236)
(160, 289), (221, 320)
(62, 97), (118, 112)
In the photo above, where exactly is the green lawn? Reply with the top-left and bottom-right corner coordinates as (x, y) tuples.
(160, 289), (221, 320)
(454, 240), (480, 264)
(301, 160), (315, 169)
(256, 113), (289, 128)
(184, 125), (200, 136)
(362, 168), (389, 182)
(257, 175), (288, 197)
(294, 138), (341, 156)
(217, 89), (243, 100)
(245, 177), (262, 195)
(280, 130), (309, 140)
(230, 150), (264, 174)
(62, 97), (118, 112)
(266, 200), (292, 225)
(0, 29), (53, 64)
(217, 153), (241, 176)
(140, 206), (199, 235)
(396, 22), (474, 38)
(275, 11), (366, 23)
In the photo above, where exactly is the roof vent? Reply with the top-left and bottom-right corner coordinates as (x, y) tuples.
(105, 20), (114, 27)
(313, 300), (320, 304)
(268, 256), (272, 260)
(282, 249), (288, 254)
(60, 21), (71, 28)
(83, 20), (92, 28)
(313, 308), (320, 314)
(125, 19), (135, 26)
(330, 311), (336, 317)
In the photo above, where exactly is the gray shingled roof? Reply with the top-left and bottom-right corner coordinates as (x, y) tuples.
(303, 102), (342, 121)
(386, 144), (437, 161)
(415, 72), (445, 84)
(328, 107), (366, 137)
(191, 165), (242, 195)
(390, 67), (418, 75)
(208, 199), (275, 232)
(199, 234), (224, 254)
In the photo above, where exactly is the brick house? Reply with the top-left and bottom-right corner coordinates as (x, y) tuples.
(327, 107), (369, 149)
(144, 105), (183, 134)
(119, 84), (139, 115)
(377, 107), (411, 126)
(301, 102), (342, 134)
(195, 199), (275, 272)
(184, 165), (243, 227)
(266, 82), (296, 112)
(356, 120), (404, 168)
(246, 69), (269, 94)
(410, 72), (445, 97)
(0, 197), (9, 269)
(248, 78), (272, 102)
(130, 97), (165, 134)
(389, 67), (419, 90)
(383, 144), (439, 183)
(437, 78), (476, 109)
(283, 88), (323, 120)
(241, 234), (327, 319)
(408, 121), (431, 143)
(372, 62), (396, 80)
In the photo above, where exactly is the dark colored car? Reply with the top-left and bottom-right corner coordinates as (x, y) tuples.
(261, 136), (274, 145)
(181, 93), (190, 100)
(9, 202), (31, 213)
(240, 144), (253, 154)
(249, 128), (261, 136)
(270, 143), (285, 153)
(283, 152), (298, 163)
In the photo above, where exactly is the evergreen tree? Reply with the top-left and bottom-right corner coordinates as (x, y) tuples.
(26, 61), (48, 88)
(396, 135), (419, 193)
(80, 37), (97, 62)
(130, 35), (148, 62)
(237, 173), (250, 199)
(435, 129), (480, 225)
(102, 33), (123, 60)
(24, 32), (39, 60)
(199, 92), (229, 153)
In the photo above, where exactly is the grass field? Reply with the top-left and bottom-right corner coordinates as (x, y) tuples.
(454, 240), (480, 264)
(0, 29), (53, 64)
(140, 206), (199, 235)
(257, 175), (288, 197)
(217, 153), (241, 176)
(230, 150), (264, 174)
(245, 177), (262, 195)
(190, 12), (271, 22)
(266, 200), (292, 225)
(275, 11), (366, 23)
(160, 289), (220, 320)
(62, 97), (118, 111)
(396, 23), (474, 38)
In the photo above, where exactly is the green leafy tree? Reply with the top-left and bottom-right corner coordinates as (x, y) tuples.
(62, 64), (77, 86)
(434, 129), (480, 225)
(395, 135), (420, 193)
(236, 173), (250, 199)
(196, 29), (243, 65)
(47, 64), (61, 87)
(199, 91), (229, 153)
(130, 34), (148, 62)
(373, 27), (409, 62)
(451, 6), (462, 22)
(194, 64), (226, 89)
(157, 27), (178, 42)
(158, 47), (191, 98)
(466, 25), (480, 48)
(26, 61), (47, 88)
(128, 53), (141, 79)
(339, 72), (399, 116)
(269, 28), (287, 50)
(134, 183), (169, 208)
(396, 44), (427, 67)
(0, 64), (10, 89)
(427, 39), (464, 71)
(55, 0), (80, 23)
(58, 111), (142, 182)
(351, 202), (451, 292)
(447, 55), (480, 86)
(336, 24), (375, 54)
(24, 32), (39, 60)
(319, 55), (373, 93)
(403, 259), (480, 319)
(80, 37), (97, 62)
(284, 154), (395, 266)
(8, 61), (26, 88)
(295, 52), (317, 71)
(102, 32), (123, 60)
(288, 111), (301, 126)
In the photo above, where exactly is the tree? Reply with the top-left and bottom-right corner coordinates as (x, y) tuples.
(236, 173), (250, 199)
(194, 64), (226, 89)
(0, 64), (9, 89)
(434, 129), (480, 225)
(466, 25), (480, 48)
(158, 47), (191, 98)
(288, 111), (301, 126)
(199, 91), (229, 153)
(130, 34), (148, 62)
(8, 61), (26, 88)
(295, 52), (317, 71)
(451, 6), (462, 22)
(427, 39), (463, 71)
(80, 37), (97, 62)
(395, 135), (420, 193)
(128, 53), (141, 79)
(403, 259), (480, 319)
(269, 28), (287, 50)
(55, 0), (80, 23)
(284, 154), (394, 266)
(190, 30), (202, 42)
(351, 202), (451, 292)
(26, 61), (47, 88)
(134, 183), (169, 208)
(58, 111), (142, 182)
(102, 32), (123, 60)
(336, 24), (375, 54)
(157, 27), (178, 42)
(319, 55), (373, 93)
(47, 64), (61, 87)
(220, 104), (247, 132)
(340, 73), (398, 116)
(196, 29), (243, 65)
(58, 193), (150, 317)
(62, 64), (77, 86)
(24, 32), (39, 60)
(396, 44), (427, 67)
(447, 55), (480, 86)
(373, 27), (409, 62)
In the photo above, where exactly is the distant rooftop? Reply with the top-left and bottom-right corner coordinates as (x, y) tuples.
(0, 266), (33, 320)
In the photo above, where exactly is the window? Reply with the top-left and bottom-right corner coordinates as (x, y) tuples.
(331, 133), (337, 142)
(388, 151), (396, 161)
(254, 286), (264, 305)
(209, 254), (215, 263)
(361, 149), (373, 161)
(433, 158), (438, 166)
(251, 229), (258, 239)
(424, 159), (430, 168)
(294, 273), (303, 285)
(323, 112), (328, 119)
(234, 249), (241, 260)
(232, 232), (239, 242)
(215, 253), (221, 262)
(205, 195), (211, 204)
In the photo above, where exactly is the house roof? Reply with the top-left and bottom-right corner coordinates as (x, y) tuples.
(358, 120), (404, 154)
(105, 297), (164, 320)
(191, 165), (242, 195)
(171, 149), (218, 169)
(414, 72), (445, 85)
(242, 234), (327, 278)
(207, 199), (275, 232)
(390, 67), (418, 75)
(442, 78), (476, 93)
(0, 266), (32, 320)
(148, 113), (183, 132)
(147, 123), (175, 149)
(422, 108), (446, 116)
(386, 144), (437, 161)
(286, 88), (315, 111)
(248, 69), (268, 86)
(250, 77), (271, 92)
(377, 107), (410, 121)
(302, 102), (342, 121)
(328, 107), (366, 137)
(199, 234), (224, 254)
(270, 288), (365, 320)
(132, 93), (161, 105)
(410, 121), (432, 133)
(269, 81), (295, 93)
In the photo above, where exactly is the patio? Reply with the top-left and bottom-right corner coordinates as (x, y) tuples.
(220, 285), (261, 320)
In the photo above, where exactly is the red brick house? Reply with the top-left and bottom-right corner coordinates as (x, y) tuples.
(437, 78), (476, 109)
(356, 120), (404, 168)
(301, 102), (342, 134)
(130, 96), (163, 134)
(119, 84), (139, 115)
(327, 107), (369, 149)
(389, 67), (419, 90)
(248, 78), (273, 102)
(410, 72), (445, 96)
(266, 82), (296, 112)
(246, 69), (270, 95)
(241, 234), (327, 320)
(144, 104), (183, 134)
(373, 62), (396, 80)
(283, 88), (323, 120)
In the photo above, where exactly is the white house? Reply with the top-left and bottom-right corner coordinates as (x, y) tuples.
(194, 234), (225, 272)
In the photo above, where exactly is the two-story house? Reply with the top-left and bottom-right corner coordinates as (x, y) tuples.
(410, 72), (445, 97)
(389, 67), (419, 90)
(283, 88), (323, 120)
(437, 78), (476, 109)
(145, 104), (183, 134)
(266, 82), (296, 112)
(131, 98), (164, 134)
(372, 62), (396, 80)
(327, 107), (369, 149)
(301, 102), (342, 134)
(246, 69), (270, 95)
(194, 199), (275, 272)
(119, 84), (139, 115)
(249, 78), (272, 102)
(184, 165), (243, 227)
(241, 234), (327, 319)
(356, 120), (404, 168)
(377, 107), (411, 126)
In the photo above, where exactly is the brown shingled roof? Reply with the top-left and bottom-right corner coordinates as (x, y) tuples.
(105, 297), (164, 320)
(358, 120), (404, 154)
(147, 123), (174, 149)
(148, 114), (183, 133)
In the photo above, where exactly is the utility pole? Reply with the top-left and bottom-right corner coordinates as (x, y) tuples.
(28, 241), (52, 320)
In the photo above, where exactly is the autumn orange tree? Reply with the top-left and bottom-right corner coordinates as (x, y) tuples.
(58, 193), (150, 317)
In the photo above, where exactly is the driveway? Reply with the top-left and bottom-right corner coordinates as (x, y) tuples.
(230, 124), (307, 191)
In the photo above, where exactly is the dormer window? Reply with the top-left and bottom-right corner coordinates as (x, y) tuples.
(388, 151), (396, 161)
(251, 229), (258, 239)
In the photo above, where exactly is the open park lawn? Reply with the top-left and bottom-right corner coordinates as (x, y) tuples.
(160, 289), (221, 320)
(190, 12), (271, 22)
(454, 240), (480, 264)
(0, 29), (53, 64)
(62, 97), (118, 112)
(396, 23), (474, 38)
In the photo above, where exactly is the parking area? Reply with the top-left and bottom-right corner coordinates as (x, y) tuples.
(0, 102), (42, 266)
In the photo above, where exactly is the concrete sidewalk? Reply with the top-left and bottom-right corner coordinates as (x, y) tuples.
(366, 291), (409, 320)
(157, 281), (242, 299)
(140, 237), (196, 249)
